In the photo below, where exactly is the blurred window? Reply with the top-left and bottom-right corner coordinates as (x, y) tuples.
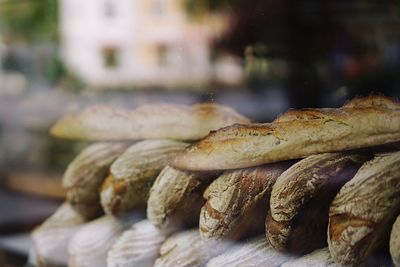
(151, 0), (166, 16)
(102, 47), (119, 68)
(104, 0), (116, 18)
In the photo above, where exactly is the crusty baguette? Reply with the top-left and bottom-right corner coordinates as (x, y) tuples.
(281, 248), (338, 267)
(107, 220), (169, 267)
(173, 96), (400, 171)
(205, 236), (291, 267)
(68, 216), (126, 267)
(100, 140), (188, 215)
(267, 153), (368, 254)
(154, 229), (227, 267)
(32, 203), (85, 267)
(390, 216), (400, 267)
(50, 103), (250, 141)
(200, 162), (292, 241)
(328, 151), (400, 266)
(63, 142), (129, 219)
(147, 166), (218, 230)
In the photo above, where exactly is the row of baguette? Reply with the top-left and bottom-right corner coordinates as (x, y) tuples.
(32, 96), (400, 266)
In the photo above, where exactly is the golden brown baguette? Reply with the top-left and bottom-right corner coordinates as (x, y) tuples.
(266, 153), (369, 254)
(107, 219), (170, 267)
(100, 140), (188, 215)
(328, 151), (400, 266)
(32, 203), (85, 267)
(63, 142), (129, 219)
(147, 166), (218, 230)
(205, 236), (292, 267)
(173, 96), (400, 171)
(391, 215), (400, 267)
(281, 248), (338, 267)
(50, 103), (250, 141)
(200, 162), (292, 241)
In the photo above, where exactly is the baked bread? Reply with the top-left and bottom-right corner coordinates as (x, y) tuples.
(200, 162), (292, 241)
(32, 203), (85, 267)
(390, 215), (400, 267)
(267, 153), (368, 254)
(100, 140), (188, 215)
(173, 96), (400, 170)
(107, 220), (169, 267)
(281, 248), (338, 267)
(50, 103), (250, 141)
(147, 166), (218, 230)
(154, 229), (227, 267)
(328, 151), (400, 266)
(205, 236), (291, 267)
(63, 142), (129, 219)
(68, 216), (126, 267)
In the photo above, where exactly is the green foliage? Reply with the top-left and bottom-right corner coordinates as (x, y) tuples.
(0, 0), (58, 41)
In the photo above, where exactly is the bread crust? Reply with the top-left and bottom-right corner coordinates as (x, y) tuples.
(200, 162), (292, 241)
(50, 103), (250, 141)
(328, 151), (400, 266)
(100, 140), (188, 215)
(173, 96), (400, 170)
(267, 153), (368, 254)
(391, 216), (400, 267)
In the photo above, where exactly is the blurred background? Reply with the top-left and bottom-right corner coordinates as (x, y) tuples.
(0, 0), (399, 265)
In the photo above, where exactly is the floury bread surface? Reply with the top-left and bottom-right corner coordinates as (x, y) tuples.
(50, 103), (250, 141)
(100, 140), (188, 215)
(328, 151), (400, 266)
(147, 166), (218, 230)
(200, 162), (292, 241)
(391, 216), (400, 267)
(281, 248), (338, 267)
(267, 153), (368, 254)
(63, 142), (129, 219)
(173, 96), (400, 170)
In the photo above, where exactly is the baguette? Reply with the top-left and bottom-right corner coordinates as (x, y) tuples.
(68, 216), (126, 267)
(100, 140), (188, 215)
(64, 142), (129, 219)
(390, 215), (400, 267)
(50, 103), (250, 141)
(267, 153), (368, 254)
(205, 236), (291, 267)
(281, 248), (338, 267)
(328, 151), (400, 266)
(200, 162), (292, 241)
(107, 220), (169, 267)
(173, 96), (400, 171)
(147, 166), (218, 230)
(32, 203), (85, 267)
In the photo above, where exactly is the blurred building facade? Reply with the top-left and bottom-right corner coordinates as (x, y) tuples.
(60, 0), (238, 88)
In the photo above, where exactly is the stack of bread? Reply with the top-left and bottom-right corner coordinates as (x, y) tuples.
(31, 96), (400, 267)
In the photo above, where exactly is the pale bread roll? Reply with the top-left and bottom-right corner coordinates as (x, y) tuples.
(267, 153), (368, 254)
(200, 162), (292, 241)
(390, 215), (400, 267)
(206, 236), (291, 267)
(63, 142), (129, 219)
(328, 151), (400, 266)
(32, 203), (85, 267)
(281, 248), (338, 267)
(147, 166), (218, 230)
(50, 103), (250, 141)
(173, 96), (400, 171)
(100, 140), (188, 215)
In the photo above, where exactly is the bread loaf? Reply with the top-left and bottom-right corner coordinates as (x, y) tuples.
(173, 96), (400, 171)
(200, 162), (292, 241)
(281, 248), (338, 267)
(205, 236), (291, 267)
(63, 142), (129, 219)
(390, 215), (400, 267)
(328, 151), (400, 266)
(107, 220), (169, 267)
(100, 140), (188, 215)
(50, 103), (250, 141)
(68, 216), (126, 267)
(267, 153), (368, 254)
(32, 203), (85, 267)
(147, 166), (218, 230)
(154, 229), (227, 267)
